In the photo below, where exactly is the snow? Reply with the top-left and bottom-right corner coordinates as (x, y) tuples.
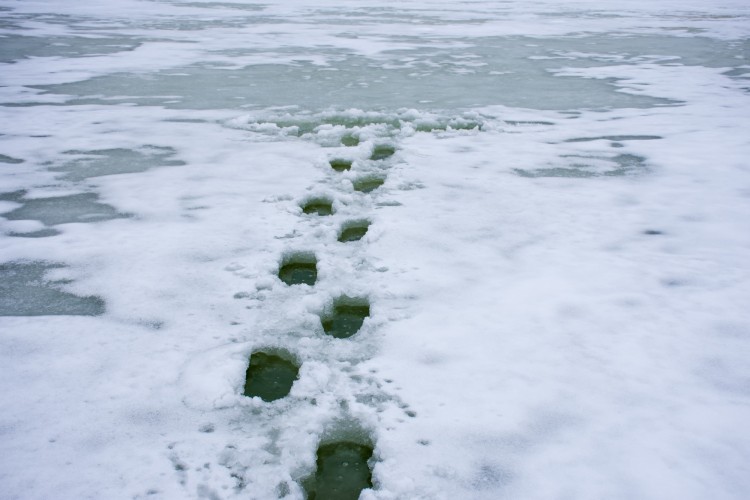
(1, 0), (750, 499)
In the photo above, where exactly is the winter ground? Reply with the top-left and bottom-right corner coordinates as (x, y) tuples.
(1, 0), (750, 499)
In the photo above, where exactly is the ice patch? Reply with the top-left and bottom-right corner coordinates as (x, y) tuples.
(1, 191), (128, 226)
(0, 261), (105, 316)
(51, 146), (184, 181)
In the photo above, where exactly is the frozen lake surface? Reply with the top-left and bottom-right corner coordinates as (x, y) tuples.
(1, 0), (750, 498)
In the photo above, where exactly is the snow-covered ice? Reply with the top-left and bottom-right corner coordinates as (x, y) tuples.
(1, 0), (749, 498)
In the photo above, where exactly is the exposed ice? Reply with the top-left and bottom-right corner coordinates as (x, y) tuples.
(0, 261), (105, 316)
(2, 191), (129, 226)
(51, 146), (185, 181)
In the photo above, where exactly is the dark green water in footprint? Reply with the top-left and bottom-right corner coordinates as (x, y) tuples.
(305, 442), (374, 500)
(341, 134), (360, 147)
(322, 303), (370, 339)
(370, 145), (395, 160)
(243, 352), (299, 402)
(279, 261), (317, 286)
(330, 159), (352, 172)
(353, 177), (385, 193)
(338, 223), (369, 242)
(302, 200), (333, 216)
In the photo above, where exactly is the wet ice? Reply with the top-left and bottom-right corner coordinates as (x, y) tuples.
(0, 262), (105, 316)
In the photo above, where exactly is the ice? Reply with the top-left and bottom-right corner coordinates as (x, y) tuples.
(51, 146), (185, 181)
(514, 153), (648, 178)
(0, 261), (105, 316)
(25, 41), (673, 111)
(0, 35), (141, 63)
(8, 228), (61, 238)
(0, 153), (24, 164)
(2, 191), (128, 226)
(1, 0), (750, 499)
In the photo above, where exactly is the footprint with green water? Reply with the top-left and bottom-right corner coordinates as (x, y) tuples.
(370, 144), (395, 161)
(329, 159), (352, 172)
(353, 176), (385, 194)
(302, 198), (334, 216)
(341, 134), (360, 147)
(321, 297), (370, 339)
(278, 254), (317, 286)
(338, 220), (370, 242)
(304, 441), (374, 500)
(243, 352), (299, 402)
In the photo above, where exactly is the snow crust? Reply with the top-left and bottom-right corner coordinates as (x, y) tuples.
(1, 0), (749, 499)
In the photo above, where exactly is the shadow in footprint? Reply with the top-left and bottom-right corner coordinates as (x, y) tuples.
(329, 159), (352, 172)
(370, 145), (395, 161)
(341, 134), (360, 147)
(304, 441), (374, 500)
(243, 351), (299, 402)
(338, 220), (370, 243)
(353, 176), (385, 194)
(278, 253), (317, 286)
(302, 197), (334, 216)
(321, 297), (370, 339)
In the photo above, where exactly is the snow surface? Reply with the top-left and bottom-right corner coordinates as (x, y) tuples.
(1, 0), (750, 499)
